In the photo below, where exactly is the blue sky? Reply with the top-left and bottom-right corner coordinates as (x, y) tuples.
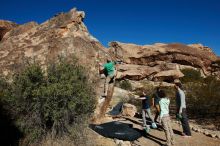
(1, 0), (220, 55)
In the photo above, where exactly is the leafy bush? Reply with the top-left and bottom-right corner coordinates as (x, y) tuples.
(185, 76), (220, 118)
(180, 68), (203, 83)
(1, 58), (96, 144)
(0, 77), (23, 146)
(119, 80), (132, 90)
(180, 69), (220, 118)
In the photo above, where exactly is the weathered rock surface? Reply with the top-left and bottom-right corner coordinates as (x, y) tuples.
(153, 69), (184, 81)
(1, 8), (220, 83)
(0, 8), (108, 77)
(121, 103), (137, 117)
(2, 21), (38, 41)
(109, 41), (220, 81)
(0, 20), (18, 41)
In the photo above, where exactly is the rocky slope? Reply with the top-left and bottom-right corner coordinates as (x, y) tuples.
(0, 8), (109, 78)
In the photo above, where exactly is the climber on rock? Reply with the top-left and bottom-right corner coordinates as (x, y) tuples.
(99, 58), (117, 97)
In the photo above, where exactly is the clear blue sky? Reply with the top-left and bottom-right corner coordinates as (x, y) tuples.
(1, 0), (220, 55)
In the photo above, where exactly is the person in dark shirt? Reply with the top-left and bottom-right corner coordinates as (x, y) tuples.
(135, 91), (155, 131)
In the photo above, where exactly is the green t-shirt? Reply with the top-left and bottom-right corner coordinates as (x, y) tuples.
(103, 61), (115, 76)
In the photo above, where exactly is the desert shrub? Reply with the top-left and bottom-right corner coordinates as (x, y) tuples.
(180, 68), (203, 83)
(0, 77), (23, 146)
(119, 80), (132, 91)
(185, 76), (220, 118)
(0, 77), (7, 98)
(2, 58), (96, 144)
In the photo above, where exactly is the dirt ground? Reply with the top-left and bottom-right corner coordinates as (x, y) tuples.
(90, 116), (220, 146)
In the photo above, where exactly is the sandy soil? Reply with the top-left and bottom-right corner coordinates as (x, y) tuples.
(90, 116), (220, 146)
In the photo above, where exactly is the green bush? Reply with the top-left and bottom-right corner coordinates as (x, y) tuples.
(185, 76), (220, 118)
(119, 80), (132, 90)
(180, 68), (203, 83)
(180, 69), (220, 117)
(0, 77), (7, 98)
(1, 58), (96, 144)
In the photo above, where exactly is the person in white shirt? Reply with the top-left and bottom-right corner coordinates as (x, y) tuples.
(159, 90), (175, 146)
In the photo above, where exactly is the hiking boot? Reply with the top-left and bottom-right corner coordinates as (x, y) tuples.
(151, 122), (157, 129)
(143, 126), (150, 133)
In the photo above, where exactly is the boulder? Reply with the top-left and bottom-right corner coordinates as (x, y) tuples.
(153, 70), (184, 82)
(116, 64), (159, 80)
(109, 41), (219, 79)
(112, 87), (131, 99)
(114, 139), (131, 146)
(0, 8), (108, 78)
(111, 87), (131, 106)
(204, 130), (210, 135)
(122, 103), (137, 117)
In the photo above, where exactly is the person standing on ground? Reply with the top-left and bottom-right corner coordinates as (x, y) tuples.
(99, 58), (117, 97)
(174, 82), (192, 137)
(152, 87), (161, 123)
(158, 90), (175, 146)
(135, 90), (155, 132)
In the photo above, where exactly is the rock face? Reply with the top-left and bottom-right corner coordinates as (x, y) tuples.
(0, 8), (108, 77)
(122, 103), (137, 117)
(109, 42), (220, 81)
(0, 20), (18, 41)
(1, 8), (219, 82)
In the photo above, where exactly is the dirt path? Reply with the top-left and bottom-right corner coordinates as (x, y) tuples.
(133, 120), (220, 146)
(91, 116), (220, 146)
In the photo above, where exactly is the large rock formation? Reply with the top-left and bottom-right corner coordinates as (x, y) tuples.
(1, 7), (220, 124)
(1, 8), (219, 82)
(109, 42), (220, 81)
(0, 8), (109, 77)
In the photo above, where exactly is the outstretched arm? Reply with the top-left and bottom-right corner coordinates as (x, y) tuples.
(135, 96), (146, 100)
(137, 97), (146, 100)
(128, 91), (146, 100)
(98, 63), (104, 74)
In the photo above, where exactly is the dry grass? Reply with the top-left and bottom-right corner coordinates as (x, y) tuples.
(40, 135), (75, 146)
